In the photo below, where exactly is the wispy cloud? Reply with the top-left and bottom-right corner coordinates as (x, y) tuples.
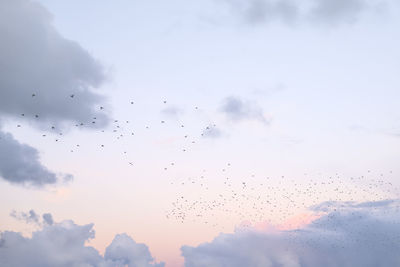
(220, 96), (270, 125)
(221, 0), (386, 26)
(201, 124), (223, 138)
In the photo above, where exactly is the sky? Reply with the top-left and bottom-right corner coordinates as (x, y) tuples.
(1, 0), (400, 266)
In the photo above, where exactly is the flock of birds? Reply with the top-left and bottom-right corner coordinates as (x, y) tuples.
(12, 93), (213, 153)
(5, 92), (400, 233)
(165, 169), (399, 229)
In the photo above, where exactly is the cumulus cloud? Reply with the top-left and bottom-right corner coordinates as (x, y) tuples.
(105, 234), (165, 267)
(0, 220), (104, 267)
(222, 0), (385, 26)
(0, 0), (110, 128)
(220, 96), (269, 124)
(0, 216), (164, 267)
(182, 199), (400, 267)
(0, 130), (71, 186)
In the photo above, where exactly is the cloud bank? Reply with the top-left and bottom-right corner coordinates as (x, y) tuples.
(182, 199), (400, 267)
(4, 202), (400, 267)
(0, 214), (164, 267)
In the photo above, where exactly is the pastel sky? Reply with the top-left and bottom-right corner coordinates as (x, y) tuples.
(1, 0), (400, 266)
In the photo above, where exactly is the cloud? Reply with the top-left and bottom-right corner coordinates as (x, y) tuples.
(0, 130), (72, 187)
(0, 0), (110, 128)
(220, 96), (269, 124)
(10, 210), (55, 227)
(182, 199), (400, 267)
(10, 210), (40, 225)
(225, 0), (299, 25)
(105, 233), (165, 267)
(201, 124), (223, 138)
(0, 215), (164, 267)
(42, 213), (54, 226)
(222, 0), (385, 26)
(161, 106), (184, 118)
(0, 220), (104, 267)
(308, 0), (367, 24)
(0, 0), (110, 187)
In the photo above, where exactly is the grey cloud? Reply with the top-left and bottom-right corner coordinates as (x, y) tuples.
(201, 125), (223, 139)
(0, 220), (105, 267)
(11, 210), (54, 226)
(105, 234), (165, 267)
(0, 0), (110, 129)
(0, 218), (164, 267)
(161, 106), (184, 118)
(42, 213), (54, 226)
(0, 0), (109, 187)
(0, 130), (71, 186)
(222, 0), (384, 26)
(182, 199), (400, 267)
(309, 0), (367, 24)
(10, 210), (40, 225)
(311, 199), (398, 212)
(220, 96), (269, 124)
(225, 0), (299, 24)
